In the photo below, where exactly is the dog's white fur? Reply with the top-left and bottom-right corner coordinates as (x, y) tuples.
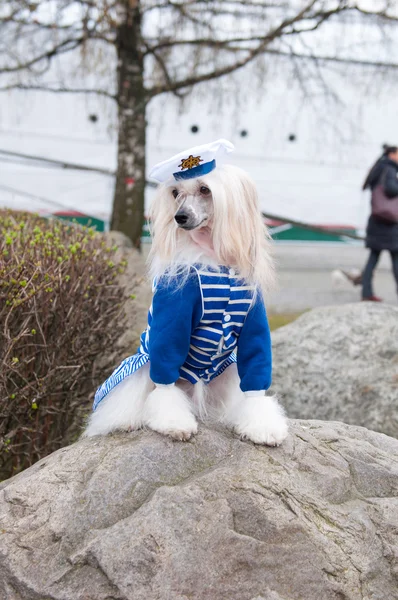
(84, 165), (288, 445)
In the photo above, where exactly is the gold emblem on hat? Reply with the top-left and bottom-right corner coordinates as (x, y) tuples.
(178, 155), (203, 170)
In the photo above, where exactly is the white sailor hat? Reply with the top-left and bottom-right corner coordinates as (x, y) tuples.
(149, 138), (234, 183)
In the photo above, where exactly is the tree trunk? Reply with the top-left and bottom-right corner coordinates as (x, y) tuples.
(111, 1), (146, 249)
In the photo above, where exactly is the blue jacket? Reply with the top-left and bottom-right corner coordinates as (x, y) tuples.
(93, 265), (272, 410)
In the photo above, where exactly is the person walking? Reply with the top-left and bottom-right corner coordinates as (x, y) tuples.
(361, 144), (398, 301)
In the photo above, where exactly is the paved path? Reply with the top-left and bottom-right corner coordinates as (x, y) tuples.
(269, 244), (397, 313)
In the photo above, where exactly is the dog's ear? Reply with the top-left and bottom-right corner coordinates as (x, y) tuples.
(147, 183), (179, 271)
(149, 184), (174, 236)
(209, 165), (275, 298)
(210, 164), (261, 249)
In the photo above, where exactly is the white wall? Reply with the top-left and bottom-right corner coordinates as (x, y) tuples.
(1, 39), (398, 232)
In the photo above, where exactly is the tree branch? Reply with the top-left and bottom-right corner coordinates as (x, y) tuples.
(265, 48), (398, 71)
(0, 83), (116, 100)
(352, 4), (398, 22)
(142, 40), (186, 98)
(147, 0), (347, 97)
(0, 148), (115, 176)
(144, 35), (277, 54)
(0, 37), (84, 75)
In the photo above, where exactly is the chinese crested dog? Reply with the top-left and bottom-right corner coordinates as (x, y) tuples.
(84, 140), (288, 446)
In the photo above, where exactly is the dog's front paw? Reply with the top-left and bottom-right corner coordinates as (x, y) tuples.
(148, 417), (198, 442)
(237, 418), (288, 446)
(233, 395), (288, 446)
(143, 385), (198, 442)
(161, 427), (197, 442)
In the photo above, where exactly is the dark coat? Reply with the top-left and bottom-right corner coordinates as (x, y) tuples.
(365, 157), (398, 252)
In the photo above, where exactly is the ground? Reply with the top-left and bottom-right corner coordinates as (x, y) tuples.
(268, 312), (304, 330)
(268, 243), (397, 314)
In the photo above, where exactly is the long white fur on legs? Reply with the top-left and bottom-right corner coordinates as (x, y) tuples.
(208, 363), (288, 446)
(207, 363), (245, 421)
(83, 363), (153, 437)
(142, 383), (198, 441)
(177, 378), (208, 421)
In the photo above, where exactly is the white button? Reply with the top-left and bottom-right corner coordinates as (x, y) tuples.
(224, 314), (231, 322)
(229, 268), (235, 276)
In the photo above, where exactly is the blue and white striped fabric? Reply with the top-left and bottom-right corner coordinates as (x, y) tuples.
(180, 267), (254, 384)
(93, 265), (255, 410)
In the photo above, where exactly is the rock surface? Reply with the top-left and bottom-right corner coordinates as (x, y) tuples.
(1, 421), (398, 600)
(272, 303), (398, 438)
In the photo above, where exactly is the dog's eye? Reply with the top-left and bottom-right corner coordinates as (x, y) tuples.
(172, 189), (179, 199)
(200, 186), (210, 195)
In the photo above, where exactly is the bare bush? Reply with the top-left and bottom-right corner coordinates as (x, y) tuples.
(0, 211), (129, 480)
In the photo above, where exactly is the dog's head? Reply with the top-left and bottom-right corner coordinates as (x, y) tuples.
(148, 164), (275, 297)
(171, 179), (214, 231)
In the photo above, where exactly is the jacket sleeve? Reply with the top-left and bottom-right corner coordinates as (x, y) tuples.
(148, 270), (203, 385)
(237, 292), (272, 393)
(383, 166), (398, 198)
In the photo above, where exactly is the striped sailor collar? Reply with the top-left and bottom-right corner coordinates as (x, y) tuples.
(194, 264), (238, 276)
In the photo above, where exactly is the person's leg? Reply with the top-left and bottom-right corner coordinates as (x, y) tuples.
(390, 251), (398, 296)
(362, 249), (381, 299)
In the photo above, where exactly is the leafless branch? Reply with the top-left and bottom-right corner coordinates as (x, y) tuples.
(142, 40), (186, 98)
(0, 148), (115, 176)
(0, 83), (116, 99)
(352, 4), (398, 22)
(147, 0), (348, 96)
(266, 48), (398, 71)
(0, 38), (84, 75)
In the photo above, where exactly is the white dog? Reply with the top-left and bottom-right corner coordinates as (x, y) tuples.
(84, 140), (288, 446)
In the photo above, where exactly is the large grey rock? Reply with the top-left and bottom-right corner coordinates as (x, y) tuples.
(1, 421), (398, 599)
(272, 303), (398, 438)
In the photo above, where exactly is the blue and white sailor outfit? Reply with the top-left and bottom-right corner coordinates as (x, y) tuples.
(93, 265), (272, 410)
(94, 139), (272, 411)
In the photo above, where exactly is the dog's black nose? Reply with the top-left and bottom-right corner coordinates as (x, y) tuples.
(175, 212), (188, 225)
